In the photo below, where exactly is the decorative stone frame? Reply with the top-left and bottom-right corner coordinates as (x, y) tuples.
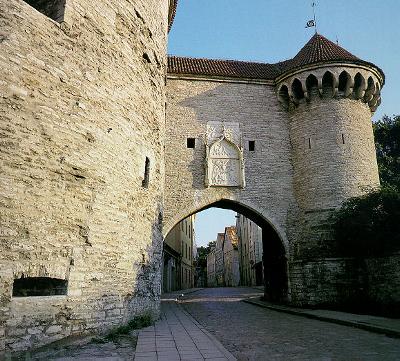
(205, 136), (245, 188)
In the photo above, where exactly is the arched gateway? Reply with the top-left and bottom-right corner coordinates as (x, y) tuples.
(0, 0), (389, 354)
(164, 199), (288, 302)
(165, 34), (384, 307)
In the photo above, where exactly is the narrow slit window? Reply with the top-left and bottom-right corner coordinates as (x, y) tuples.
(187, 138), (195, 148)
(308, 138), (312, 149)
(142, 157), (150, 188)
(248, 141), (255, 152)
(12, 277), (67, 297)
(341, 133), (345, 144)
(23, 0), (66, 23)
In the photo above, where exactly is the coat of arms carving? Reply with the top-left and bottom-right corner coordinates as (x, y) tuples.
(205, 122), (245, 188)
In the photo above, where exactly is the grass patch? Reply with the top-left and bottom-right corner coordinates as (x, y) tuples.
(103, 313), (153, 343)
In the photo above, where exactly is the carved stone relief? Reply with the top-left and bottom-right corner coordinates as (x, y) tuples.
(205, 122), (245, 188)
(206, 121), (241, 145)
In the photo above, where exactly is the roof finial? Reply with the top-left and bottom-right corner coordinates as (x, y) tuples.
(305, 1), (318, 34)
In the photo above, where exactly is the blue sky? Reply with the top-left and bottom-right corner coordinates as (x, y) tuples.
(168, 0), (399, 247)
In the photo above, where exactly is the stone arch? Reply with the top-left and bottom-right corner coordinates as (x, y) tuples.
(338, 70), (352, 96)
(369, 81), (381, 112)
(364, 76), (376, 102)
(278, 84), (290, 109)
(353, 72), (366, 99)
(163, 197), (289, 302)
(322, 71), (335, 97)
(291, 78), (305, 103)
(23, 0), (66, 23)
(305, 74), (319, 98)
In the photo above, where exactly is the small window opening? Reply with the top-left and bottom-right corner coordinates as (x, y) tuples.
(342, 133), (345, 144)
(248, 141), (255, 152)
(187, 138), (195, 148)
(308, 138), (312, 149)
(142, 157), (150, 188)
(12, 277), (67, 297)
(24, 0), (66, 23)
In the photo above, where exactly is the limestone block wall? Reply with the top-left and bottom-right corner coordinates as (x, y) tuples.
(165, 77), (296, 251)
(284, 67), (380, 258)
(365, 254), (400, 314)
(289, 258), (361, 306)
(290, 255), (400, 313)
(0, 0), (169, 353)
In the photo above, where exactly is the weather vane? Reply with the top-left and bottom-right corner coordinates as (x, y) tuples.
(305, 1), (318, 34)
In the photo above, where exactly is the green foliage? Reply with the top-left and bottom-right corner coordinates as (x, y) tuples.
(373, 115), (400, 189)
(196, 241), (216, 268)
(102, 313), (153, 343)
(331, 115), (400, 256)
(332, 186), (400, 257)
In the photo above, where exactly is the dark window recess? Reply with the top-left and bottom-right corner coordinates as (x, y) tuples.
(24, 0), (66, 22)
(142, 157), (150, 188)
(248, 141), (255, 151)
(187, 138), (195, 148)
(308, 138), (312, 149)
(342, 133), (345, 144)
(13, 277), (68, 297)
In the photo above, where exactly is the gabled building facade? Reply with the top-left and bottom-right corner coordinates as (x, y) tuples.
(163, 215), (195, 292)
(236, 214), (264, 287)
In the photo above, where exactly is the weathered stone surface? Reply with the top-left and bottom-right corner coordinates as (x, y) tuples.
(0, 0), (397, 356)
(0, 0), (169, 354)
(164, 78), (294, 248)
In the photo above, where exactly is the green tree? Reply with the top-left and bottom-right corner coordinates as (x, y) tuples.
(373, 115), (400, 189)
(331, 115), (400, 256)
(332, 186), (400, 257)
(196, 241), (215, 268)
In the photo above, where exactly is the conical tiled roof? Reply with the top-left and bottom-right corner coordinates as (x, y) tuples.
(277, 33), (364, 74)
(293, 34), (357, 66)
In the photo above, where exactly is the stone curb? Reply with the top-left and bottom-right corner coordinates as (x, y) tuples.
(243, 297), (400, 339)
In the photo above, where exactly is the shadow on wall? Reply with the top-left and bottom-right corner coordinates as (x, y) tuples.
(173, 82), (283, 191)
(0, 206), (164, 357)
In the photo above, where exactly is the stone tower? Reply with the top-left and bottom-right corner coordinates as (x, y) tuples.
(275, 34), (385, 303)
(0, 0), (176, 354)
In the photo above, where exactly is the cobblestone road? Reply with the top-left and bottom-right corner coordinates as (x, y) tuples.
(180, 288), (400, 361)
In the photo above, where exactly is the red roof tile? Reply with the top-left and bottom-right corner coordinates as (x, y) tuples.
(168, 0), (178, 32)
(278, 33), (359, 72)
(168, 33), (384, 81)
(168, 56), (280, 80)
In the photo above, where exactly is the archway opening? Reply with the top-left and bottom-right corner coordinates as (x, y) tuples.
(162, 199), (288, 304)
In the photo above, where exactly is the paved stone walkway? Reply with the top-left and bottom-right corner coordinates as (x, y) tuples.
(134, 300), (236, 361)
(244, 296), (400, 338)
(181, 287), (400, 361)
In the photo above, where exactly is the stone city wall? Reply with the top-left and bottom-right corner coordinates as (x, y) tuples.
(165, 77), (296, 249)
(0, 0), (169, 354)
(290, 254), (400, 312)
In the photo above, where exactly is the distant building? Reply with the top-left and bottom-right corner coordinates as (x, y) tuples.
(206, 248), (216, 287)
(223, 226), (240, 287)
(236, 214), (264, 286)
(215, 233), (225, 286)
(163, 215), (195, 292)
(206, 226), (240, 287)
